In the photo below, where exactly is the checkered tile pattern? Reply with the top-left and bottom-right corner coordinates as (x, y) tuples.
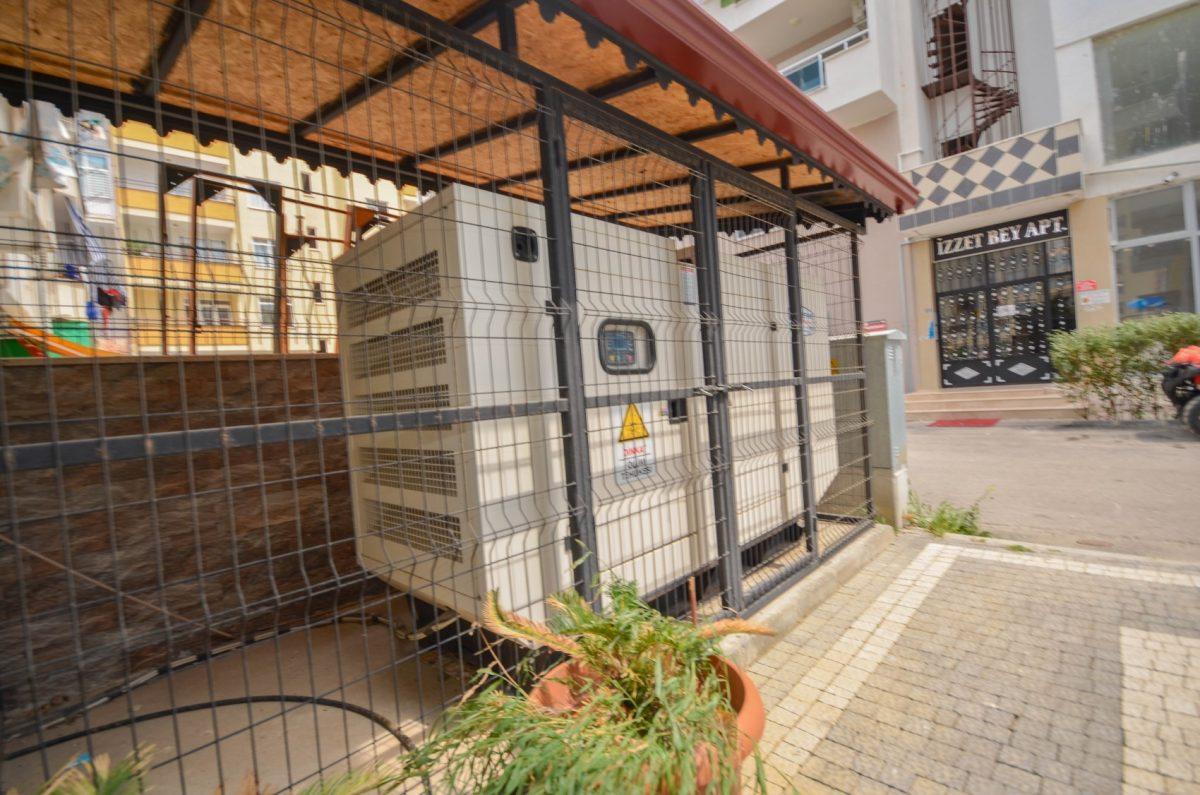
(899, 120), (1084, 230)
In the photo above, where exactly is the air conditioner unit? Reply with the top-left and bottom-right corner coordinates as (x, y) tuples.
(334, 184), (837, 622)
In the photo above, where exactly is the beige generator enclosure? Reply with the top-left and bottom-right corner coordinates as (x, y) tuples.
(335, 183), (844, 622)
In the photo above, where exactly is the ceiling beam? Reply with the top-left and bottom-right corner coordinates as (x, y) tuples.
(395, 67), (657, 176)
(480, 118), (738, 191)
(133, 0), (214, 96)
(293, 0), (507, 140)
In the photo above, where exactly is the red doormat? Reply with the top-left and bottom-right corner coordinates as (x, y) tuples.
(928, 418), (1000, 428)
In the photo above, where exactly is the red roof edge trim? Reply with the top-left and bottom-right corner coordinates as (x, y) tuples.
(565, 0), (919, 214)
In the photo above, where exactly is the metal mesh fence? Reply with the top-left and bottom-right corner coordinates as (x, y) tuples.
(0, 0), (874, 790)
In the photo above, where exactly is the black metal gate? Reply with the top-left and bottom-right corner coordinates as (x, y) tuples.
(936, 233), (1075, 388)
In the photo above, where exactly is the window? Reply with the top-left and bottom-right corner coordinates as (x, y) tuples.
(185, 298), (235, 326)
(196, 238), (229, 263)
(1111, 183), (1200, 319)
(597, 319), (655, 374)
(258, 298), (276, 327)
(1095, 5), (1200, 162)
(312, 282), (324, 303)
(78, 152), (113, 217)
(252, 238), (275, 269)
(300, 173), (312, 193)
(1115, 186), (1186, 240)
(785, 58), (824, 93)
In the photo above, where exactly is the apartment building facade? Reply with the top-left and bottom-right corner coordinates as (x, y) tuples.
(1, 102), (415, 357)
(703, 0), (1200, 392)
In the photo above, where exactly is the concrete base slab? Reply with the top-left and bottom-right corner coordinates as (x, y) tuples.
(721, 524), (895, 669)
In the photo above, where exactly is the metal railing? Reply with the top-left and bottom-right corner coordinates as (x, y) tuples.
(782, 21), (870, 94)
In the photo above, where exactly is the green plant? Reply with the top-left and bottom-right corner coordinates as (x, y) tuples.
(398, 582), (773, 794)
(1050, 313), (1200, 420)
(25, 747), (404, 795)
(1006, 544), (1034, 553)
(906, 491), (990, 538)
(29, 749), (152, 795)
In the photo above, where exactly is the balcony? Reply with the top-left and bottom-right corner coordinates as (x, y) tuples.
(779, 21), (895, 128)
(126, 255), (248, 285)
(118, 187), (237, 221)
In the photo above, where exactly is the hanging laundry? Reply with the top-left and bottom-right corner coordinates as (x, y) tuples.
(0, 102), (32, 219)
(30, 101), (77, 191)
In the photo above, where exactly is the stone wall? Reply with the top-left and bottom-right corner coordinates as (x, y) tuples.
(0, 355), (383, 736)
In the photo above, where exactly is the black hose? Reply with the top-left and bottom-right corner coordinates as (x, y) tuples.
(3, 694), (417, 761)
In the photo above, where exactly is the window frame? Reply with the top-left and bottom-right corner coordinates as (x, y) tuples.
(1093, 5), (1200, 163)
(258, 297), (276, 328)
(252, 237), (276, 269)
(1108, 181), (1200, 319)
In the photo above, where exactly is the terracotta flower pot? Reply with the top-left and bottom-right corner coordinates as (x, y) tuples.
(528, 656), (766, 791)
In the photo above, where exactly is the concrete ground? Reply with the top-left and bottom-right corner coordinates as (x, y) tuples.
(755, 531), (1200, 794)
(907, 420), (1200, 563)
(3, 622), (462, 793)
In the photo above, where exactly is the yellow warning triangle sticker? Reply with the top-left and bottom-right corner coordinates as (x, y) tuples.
(619, 403), (649, 442)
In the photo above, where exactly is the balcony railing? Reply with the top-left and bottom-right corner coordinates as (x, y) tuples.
(782, 23), (869, 93)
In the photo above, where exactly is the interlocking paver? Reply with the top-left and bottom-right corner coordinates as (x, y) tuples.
(757, 532), (1200, 793)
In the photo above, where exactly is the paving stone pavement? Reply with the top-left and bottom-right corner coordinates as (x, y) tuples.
(751, 532), (1200, 794)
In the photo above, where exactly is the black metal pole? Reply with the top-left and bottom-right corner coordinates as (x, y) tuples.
(785, 210), (820, 558)
(690, 165), (744, 613)
(536, 86), (600, 604)
(850, 232), (874, 518)
(156, 163), (169, 355)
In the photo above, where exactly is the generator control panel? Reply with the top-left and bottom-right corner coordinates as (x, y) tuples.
(598, 319), (655, 374)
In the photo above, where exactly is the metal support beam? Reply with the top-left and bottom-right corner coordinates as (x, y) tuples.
(537, 86), (600, 604)
(485, 119), (738, 192)
(134, 0), (213, 96)
(850, 232), (874, 517)
(496, 0), (518, 54)
(293, 1), (503, 139)
(784, 208), (820, 557)
(156, 163), (169, 354)
(691, 166), (744, 613)
(270, 186), (289, 354)
(188, 178), (201, 355)
(395, 67), (657, 177)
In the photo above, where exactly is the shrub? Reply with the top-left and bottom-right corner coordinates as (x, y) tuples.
(1049, 313), (1200, 420)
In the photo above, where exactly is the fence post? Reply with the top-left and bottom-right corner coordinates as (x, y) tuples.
(850, 232), (874, 517)
(785, 210), (821, 558)
(690, 165), (744, 613)
(863, 330), (908, 528)
(536, 86), (600, 604)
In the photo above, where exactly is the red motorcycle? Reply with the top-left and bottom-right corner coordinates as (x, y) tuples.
(1162, 345), (1200, 437)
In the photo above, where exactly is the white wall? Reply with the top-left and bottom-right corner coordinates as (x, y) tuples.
(848, 113), (906, 336)
(1011, 0), (1060, 132)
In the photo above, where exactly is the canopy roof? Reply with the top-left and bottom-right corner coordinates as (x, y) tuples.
(0, 0), (917, 226)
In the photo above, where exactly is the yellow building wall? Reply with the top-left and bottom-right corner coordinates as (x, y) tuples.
(116, 122), (230, 159)
(118, 188), (237, 221)
(1066, 196), (1119, 328)
(909, 239), (941, 393)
